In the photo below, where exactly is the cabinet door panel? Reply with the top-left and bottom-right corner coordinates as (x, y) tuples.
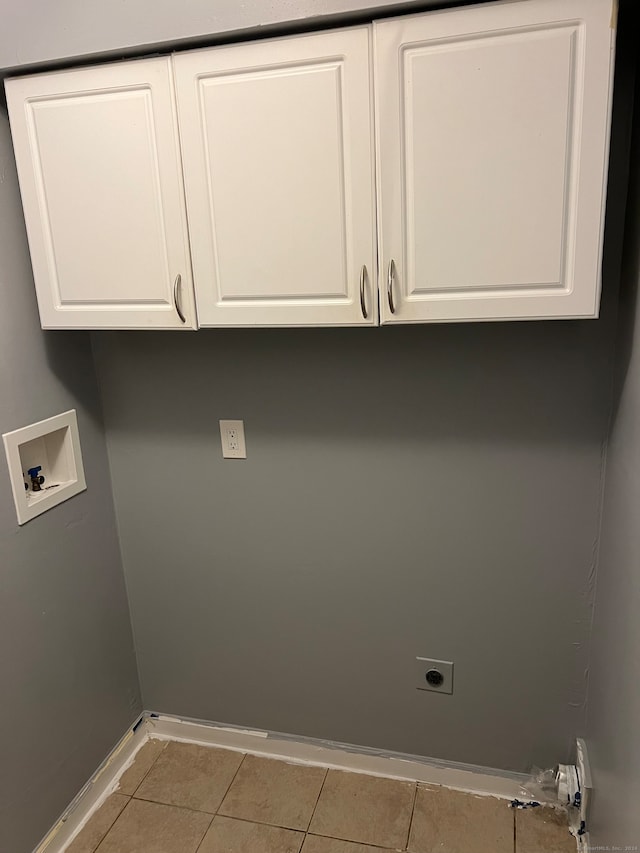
(6, 59), (196, 329)
(375, 0), (615, 323)
(174, 28), (376, 326)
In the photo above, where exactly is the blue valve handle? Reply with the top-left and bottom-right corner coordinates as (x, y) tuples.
(27, 466), (45, 485)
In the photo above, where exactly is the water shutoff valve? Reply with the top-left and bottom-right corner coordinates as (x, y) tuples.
(27, 466), (45, 492)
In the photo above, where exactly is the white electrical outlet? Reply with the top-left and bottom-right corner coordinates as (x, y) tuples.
(219, 419), (246, 459)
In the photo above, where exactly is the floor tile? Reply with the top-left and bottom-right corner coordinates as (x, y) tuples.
(309, 770), (415, 849)
(198, 815), (304, 853)
(134, 741), (243, 812)
(408, 785), (513, 853)
(118, 739), (167, 795)
(302, 836), (394, 853)
(95, 799), (210, 853)
(219, 754), (327, 830)
(67, 794), (130, 853)
(516, 806), (576, 852)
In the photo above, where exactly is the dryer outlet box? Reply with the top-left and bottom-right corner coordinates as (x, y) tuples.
(415, 657), (454, 694)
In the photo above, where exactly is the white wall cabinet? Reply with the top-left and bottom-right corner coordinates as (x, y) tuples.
(375, 0), (615, 323)
(5, 0), (615, 330)
(174, 28), (376, 327)
(5, 58), (197, 329)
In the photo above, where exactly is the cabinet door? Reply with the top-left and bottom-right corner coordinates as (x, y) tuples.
(375, 0), (615, 323)
(174, 28), (376, 327)
(6, 58), (196, 329)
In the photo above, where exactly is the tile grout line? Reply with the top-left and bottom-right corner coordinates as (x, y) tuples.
(307, 766), (330, 830)
(216, 812), (301, 830)
(297, 829), (306, 853)
(302, 765), (331, 850)
(192, 813), (215, 853)
(128, 740), (169, 798)
(79, 795), (131, 853)
(215, 750), (249, 816)
(92, 801), (134, 853)
(404, 782), (419, 852)
(130, 794), (222, 815)
(305, 831), (403, 851)
(127, 795), (327, 829)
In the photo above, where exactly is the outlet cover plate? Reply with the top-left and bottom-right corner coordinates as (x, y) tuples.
(415, 657), (454, 694)
(219, 419), (246, 459)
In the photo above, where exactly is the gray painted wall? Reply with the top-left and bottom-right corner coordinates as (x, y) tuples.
(93, 308), (616, 772)
(0, 110), (141, 853)
(586, 67), (640, 849)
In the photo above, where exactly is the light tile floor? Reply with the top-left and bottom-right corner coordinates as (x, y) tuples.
(66, 740), (576, 853)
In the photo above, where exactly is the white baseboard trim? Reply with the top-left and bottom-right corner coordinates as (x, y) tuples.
(146, 713), (529, 799)
(36, 711), (532, 853)
(578, 830), (591, 848)
(576, 738), (592, 829)
(34, 717), (148, 853)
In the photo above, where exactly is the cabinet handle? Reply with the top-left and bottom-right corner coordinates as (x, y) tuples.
(387, 259), (396, 315)
(173, 274), (186, 324)
(359, 264), (368, 320)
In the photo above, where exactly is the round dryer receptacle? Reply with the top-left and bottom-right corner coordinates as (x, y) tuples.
(425, 669), (444, 687)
